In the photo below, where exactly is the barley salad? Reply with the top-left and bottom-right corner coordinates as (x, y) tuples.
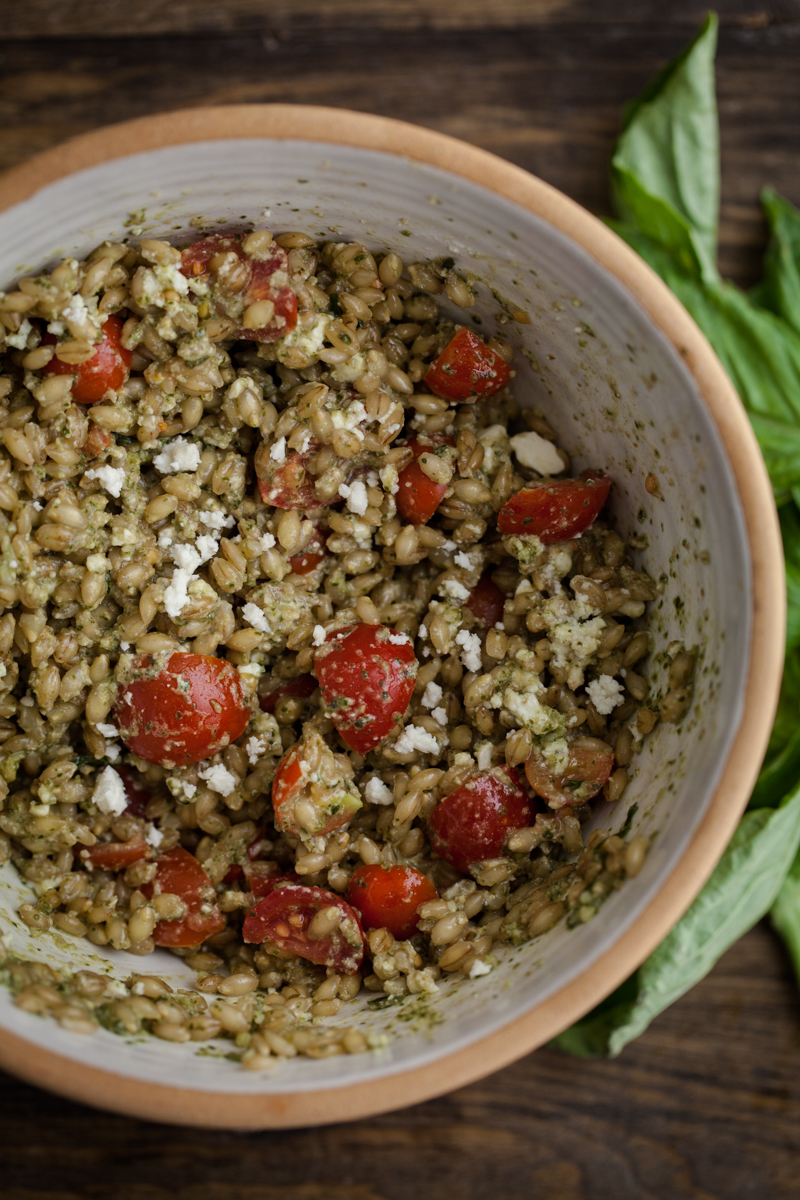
(0, 229), (694, 1068)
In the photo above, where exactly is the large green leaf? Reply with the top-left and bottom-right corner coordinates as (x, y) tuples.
(771, 845), (800, 987)
(555, 784), (800, 1057)
(753, 188), (800, 335)
(611, 13), (719, 282)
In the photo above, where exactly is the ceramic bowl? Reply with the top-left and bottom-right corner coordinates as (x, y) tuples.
(0, 106), (783, 1128)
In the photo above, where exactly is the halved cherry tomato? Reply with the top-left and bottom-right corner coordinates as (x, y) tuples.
(272, 726), (361, 838)
(83, 424), (112, 459)
(396, 436), (454, 525)
(429, 766), (531, 874)
(145, 846), (225, 948)
(80, 833), (150, 872)
(289, 525), (328, 575)
(242, 883), (365, 973)
(42, 314), (132, 403)
(466, 572), (506, 627)
(498, 470), (611, 543)
(346, 864), (437, 939)
(525, 737), (614, 808)
(115, 652), (250, 768)
(257, 445), (319, 509)
(314, 624), (418, 753)
(180, 233), (297, 343)
(259, 674), (318, 714)
(245, 865), (299, 901)
(425, 327), (511, 402)
(115, 764), (151, 819)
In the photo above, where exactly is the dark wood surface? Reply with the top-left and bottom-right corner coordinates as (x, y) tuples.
(1, 3), (800, 1195)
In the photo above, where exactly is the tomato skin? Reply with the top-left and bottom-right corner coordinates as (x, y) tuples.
(346, 864), (437, 938)
(429, 766), (531, 874)
(146, 846), (225, 948)
(314, 624), (418, 753)
(466, 572), (506, 627)
(83, 424), (112, 459)
(259, 674), (318, 714)
(80, 833), (150, 872)
(525, 737), (615, 808)
(242, 884), (365, 973)
(396, 437), (454, 525)
(245, 866), (299, 901)
(180, 233), (297, 343)
(257, 445), (319, 509)
(42, 314), (132, 403)
(289, 525), (328, 575)
(497, 470), (611, 543)
(115, 652), (250, 768)
(425, 328), (511, 402)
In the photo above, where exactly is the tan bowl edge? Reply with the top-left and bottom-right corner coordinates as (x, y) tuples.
(0, 105), (784, 1129)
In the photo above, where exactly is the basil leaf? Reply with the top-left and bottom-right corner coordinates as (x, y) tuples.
(611, 13), (719, 282)
(557, 784), (800, 1057)
(771, 845), (800, 987)
(753, 188), (800, 335)
(781, 503), (800, 653)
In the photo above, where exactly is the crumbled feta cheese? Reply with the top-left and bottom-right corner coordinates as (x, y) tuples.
(269, 437), (286, 463)
(104, 743), (121, 762)
(195, 533), (219, 562)
(153, 437), (201, 475)
(418, 624), (428, 640)
(275, 312), (331, 364)
(85, 465), (126, 498)
(421, 681), (443, 709)
(455, 628), (482, 673)
(338, 480), (369, 516)
(5, 319), (31, 350)
(96, 722), (118, 738)
(469, 959), (492, 979)
(365, 777), (394, 806)
(158, 529), (174, 550)
(441, 578), (470, 602)
(238, 662), (263, 679)
(541, 737), (570, 775)
(431, 707), (447, 725)
(91, 766), (127, 817)
(182, 783), (197, 799)
(454, 551), (473, 569)
(145, 824), (164, 848)
(393, 724), (441, 756)
(586, 675), (625, 716)
(242, 602), (269, 633)
(509, 430), (564, 475)
(246, 736), (267, 765)
(199, 510), (236, 531)
(198, 763), (238, 797)
(163, 570), (192, 620)
(388, 632), (411, 646)
(312, 624), (326, 646)
(476, 743), (493, 770)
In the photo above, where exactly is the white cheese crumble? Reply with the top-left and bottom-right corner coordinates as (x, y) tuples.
(199, 510), (236, 531)
(153, 437), (201, 475)
(5, 319), (32, 350)
(338, 480), (369, 516)
(455, 628), (482, 673)
(163, 536), (219, 620)
(96, 722), (118, 738)
(85, 465), (126, 498)
(312, 624), (326, 646)
(104, 743), (121, 762)
(431, 706), (447, 725)
(509, 430), (564, 475)
(586, 675), (625, 716)
(198, 763), (238, 797)
(145, 824), (164, 848)
(241, 602), (269, 633)
(421, 681), (443, 709)
(91, 766), (127, 817)
(246, 736), (267, 765)
(393, 724), (441, 756)
(269, 437), (287, 463)
(454, 551), (473, 570)
(441, 578), (470, 602)
(476, 743), (493, 770)
(388, 632), (411, 646)
(365, 777), (394, 806)
(469, 959), (492, 979)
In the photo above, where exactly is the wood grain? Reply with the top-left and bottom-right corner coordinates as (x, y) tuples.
(1, 924), (798, 1200)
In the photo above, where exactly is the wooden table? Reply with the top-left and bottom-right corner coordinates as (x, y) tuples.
(2, 3), (800, 1195)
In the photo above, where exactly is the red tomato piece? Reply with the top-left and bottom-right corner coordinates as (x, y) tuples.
(395, 436), (454, 525)
(115, 652), (250, 768)
(257, 445), (319, 509)
(83, 424), (112, 459)
(259, 674), (318, 714)
(525, 737), (614, 808)
(497, 470), (611, 544)
(429, 766), (531, 874)
(114, 764), (151, 819)
(466, 572), (506, 627)
(242, 884), (365, 973)
(80, 833), (150, 872)
(245, 865), (299, 901)
(147, 846), (225, 948)
(42, 314), (132, 404)
(346, 864), (438, 939)
(180, 233), (297, 343)
(272, 727), (361, 838)
(314, 624), (418, 753)
(289, 525), (328, 575)
(425, 327), (511, 402)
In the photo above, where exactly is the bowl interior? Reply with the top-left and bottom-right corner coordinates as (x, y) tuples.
(0, 136), (750, 1097)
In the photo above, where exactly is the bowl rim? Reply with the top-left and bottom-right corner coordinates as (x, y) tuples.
(0, 103), (784, 1129)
